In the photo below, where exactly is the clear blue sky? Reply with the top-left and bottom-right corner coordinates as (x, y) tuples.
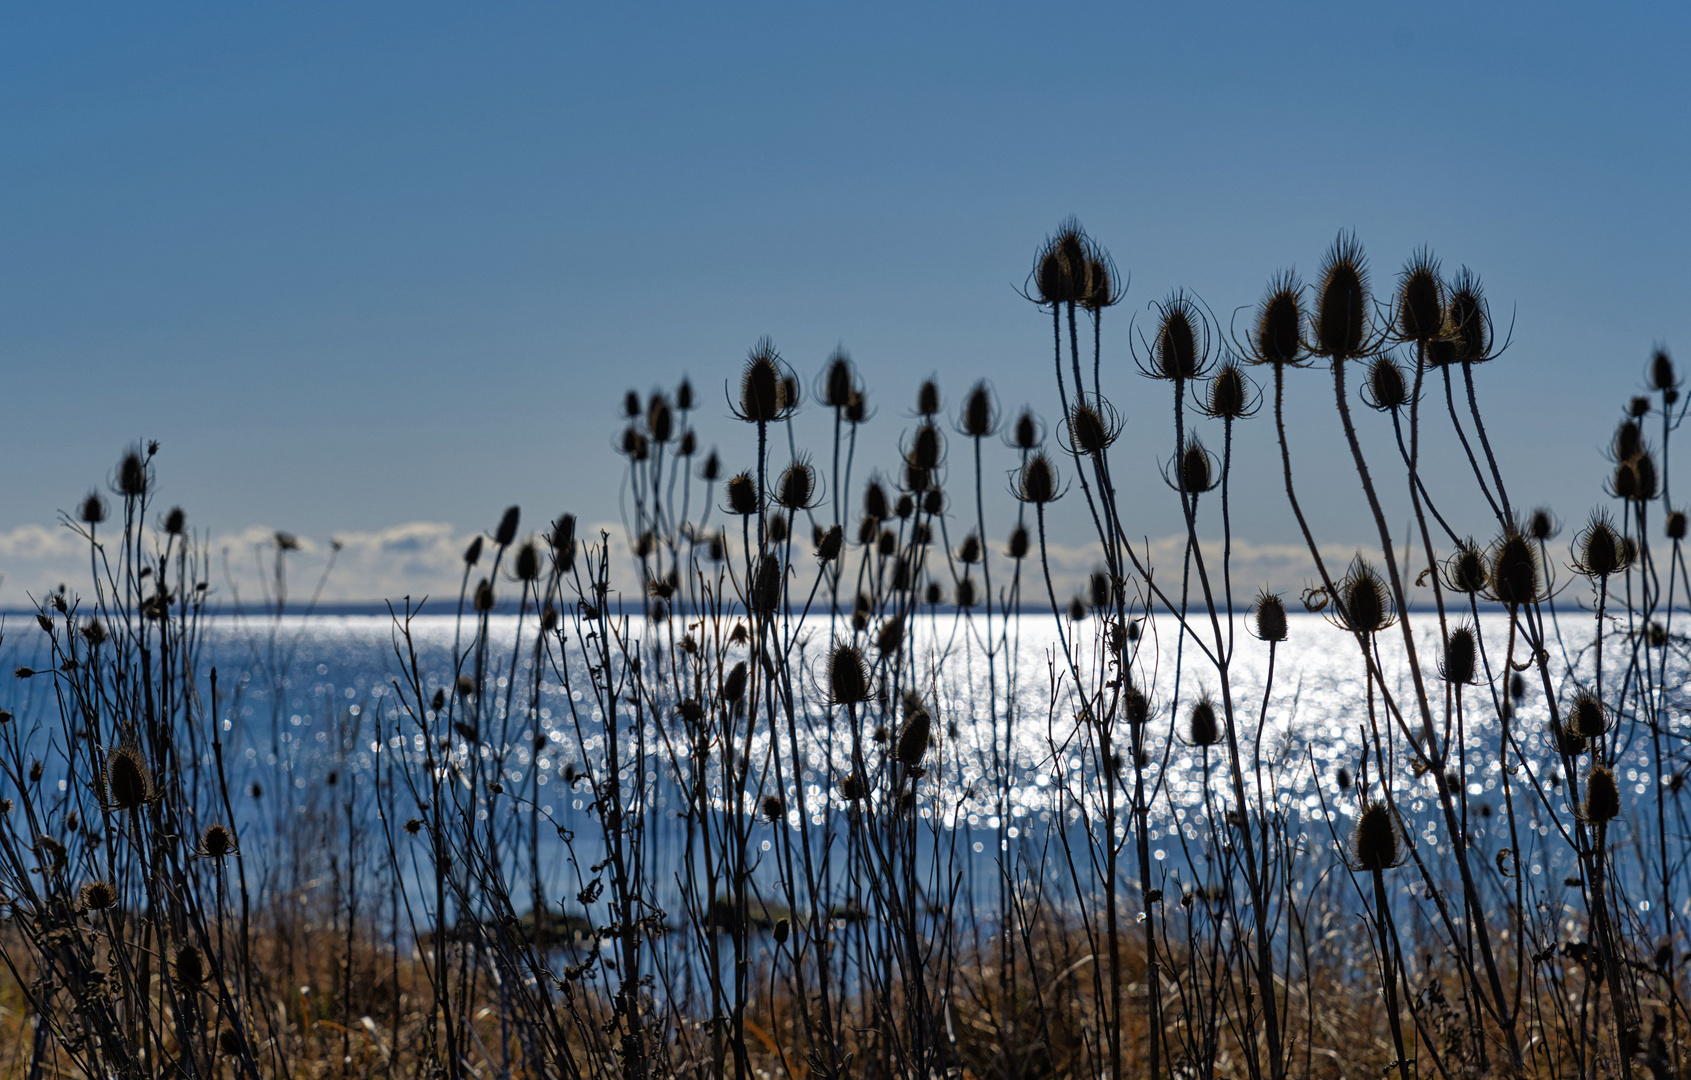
(3, 3), (1688, 594)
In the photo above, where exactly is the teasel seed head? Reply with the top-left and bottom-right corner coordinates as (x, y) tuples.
(829, 645), (870, 705)
(960, 380), (997, 438)
(845, 390), (868, 424)
(1252, 590), (1288, 642)
(115, 445), (150, 498)
(1089, 570), (1113, 610)
(677, 425), (696, 455)
(645, 394), (673, 444)
(1011, 409), (1042, 450)
(1352, 802), (1401, 872)
(1312, 232), (1371, 361)
(1651, 347), (1677, 392)
(1529, 507), (1560, 541)
(876, 614), (905, 655)
(1334, 559), (1394, 635)
(514, 540), (540, 582)
(1444, 540), (1488, 596)
(1064, 396), (1121, 457)
(1017, 454), (1060, 505)
(1395, 249), (1445, 344)
(776, 459), (818, 510)
(863, 478), (890, 522)
(722, 661), (748, 704)
(1066, 596), (1087, 622)
(1489, 530), (1542, 606)
(1669, 511), (1687, 541)
(1363, 357), (1408, 412)
(749, 556), (783, 615)
(79, 880), (117, 911)
(922, 489), (944, 515)
(1032, 218), (1089, 306)
(1007, 525), (1030, 560)
(877, 529), (896, 557)
(737, 339), (793, 423)
(105, 745), (154, 811)
(493, 506), (520, 547)
(200, 823), (234, 858)
(1185, 696), (1221, 747)
(1631, 395), (1652, 418)
(816, 525), (843, 563)
(916, 379), (942, 418)
(1571, 690), (1609, 739)
(80, 491), (108, 525)
(1583, 767), (1620, 824)
(956, 533), (981, 564)
(1176, 436), (1218, 495)
(622, 390), (641, 418)
(897, 708), (931, 768)
(1251, 271), (1305, 366)
(1623, 451), (1659, 502)
(1441, 624), (1478, 685)
(162, 506), (186, 535)
(1574, 511), (1629, 578)
(1152, 291), (1205, 381)
(1080, 243), (1123, 312)
(821, 349), (855, 409)
(908, 423), (944, 474)
(474, 578), (495, 612)
(1445, 268), (1492, 365)
(1551, 718), (1587, 757)
(1205, 361), (1253, 420)
(1123, 684), (1149, 727)
(955, 577), (977, 608)
(725, 472), (760, 516)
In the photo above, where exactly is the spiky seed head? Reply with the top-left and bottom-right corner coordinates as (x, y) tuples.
(1313, 234), (1370, 360)
(1489, 531), (1541, 606)
(474, 578), (495, 612)
(839, 771), (870, 801)
(1395, 251), (1445, 343)
(1178, 438), (1215, 494)
(1352, 802), (1400, 871)
(645, 394), (673, 444)
(1338, 561), (1394, 634)
(116, 447), (149, 497)
(1089, 570), (1113, 610)
(1155, 294), (1201, 380)
(956, 533), (981, 564)
(462, 536), (483, 568)
(1244, 591), (1286, 642)
(903, 462), (931, 494)
(698, 449), (723, 482)
(923, 582), (941, 604)
(1652, 348), (1676, 392)
(1571, 691), (1609, 739)
(619, 425), (649, 461)
(511, 541), (539, 582)
(82, 618), (107, 646)
(1066, 596), (1087, 622)
(1446, 542), (1488, 595)
(1007, 525), (1030, 560)
(1446, 270), (1490, 364)
(1670, 511), (1688, 541)
(622, 390), (641, 418)
(1081, 253), (1118, 311)
(897, 710), (931, 768)
(845, 391), (867, 423)
(1629, 452), (1659, 502)
(106, 746), (152, 811)
(175, 944), (206, 988)
(739, 341), (789, 423)
(749, 556), (782, 615)
(1253, 273), (1305, 366)
(1441, 626), (1478, 685)
(1615, 419), (1643, 461)
(1186, 697), (1220, 747)
(910, 423), (943, 470)
(1123, 685), (1149, 726)
(1551, 719), (1587, 757)
(1575, 513), (1627, 578)
(1529, 508), (1559, 541)
(823, 350), (854, 408)
(1584, 767), (1620, 824)
(961, 381), (996, 437)
(1365, 358), (1407, 411)
(955, 577), (977, 608)
(724, 472), (759, 517)
(201, 824), (234, 858)
(1631, 395), (1652, 418)
(876, 528), (896, 557)
(80, 491), (108, 525)
(675, 376), (695, 411)
(862, 479), (890, 522)
(722, 661), (748, 704)
(1034, 219), (1088, 306)
(1511, 672), (1527, 700)
(1018, 454), (1059, 505)
(80, 880), (117, 911)
(1066, 400), (1115, 456)
(916, 379), (941, 417)
(816, 525), (843, 563)
(1207, 362), (1250, 420)
(876, 614), (905, 655)
(776, 461), (816, 510)
(162, 506), (187, 536)
(1012, 409), (1041, 450)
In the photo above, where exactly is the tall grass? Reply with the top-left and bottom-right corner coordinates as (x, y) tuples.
(1, 227), (1687, 1080)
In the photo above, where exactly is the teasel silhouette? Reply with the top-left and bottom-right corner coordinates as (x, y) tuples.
(816, 347), (858, 411)
(494, 506), (520, 548)
(724, 472), (760, 517)
(1573, 510), (1632, 579)
(1443, 268), (1508, 367)
(956, 380), (999, 440)
(513, 540), (541, 583)
(1026, 216), (1092, 309)
(775, 458), (823, 512)
(914, 378), (942, 418)
(78, 879), (117, 912)
(896, 704), (932, 770)
(622, 390), (641, 419)
(192, 823), (238, 860)
(1329, 558), (1396, 635)
(619, 424), (650, 462)
(1005, 524), (1030, 560)
(78, 490), (108, 526)
(1308, 232), (1381, 363)
(1241, 270), (1308, 368)
(1007, 407), (1043, 452)
(113, 442), (152, 499)
(828, 644), (871, 707)
(101, 744), (159, 813)
(1061, 395), (1123, 459)
(550, 513), (577, 574)
(1250, 590), (1289, 642)
(905, 421), (946, 475)
(815, 524), (843, 563)
(1528, 507), (1560, 543)
(162, 505), (187, 535)
(1612, 448), (1660, 503)
(1168, 435), (1220, 496)
(645, 392), (674, 444)
(1443, 539), (1490, 598)
(1569, 689), (1611, 745)
(1201, 359), (1259, 421)
(1667, 510), (1686, 541)
(1181, 695), (1222, 748)
(1362, 357), (1409, 412)
(1014, 453), (1061, 506)
(1139, 289), (1214, 383)
(1392, 247), (1446, 347)
(1581, 765), (1621, 825)
(1487, 526), (1548, 607)
(730, 338), (798, 427)
(1439, 624), (1480, 685)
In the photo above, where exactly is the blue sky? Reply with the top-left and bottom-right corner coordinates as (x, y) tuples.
(2, 3), (1687, 601)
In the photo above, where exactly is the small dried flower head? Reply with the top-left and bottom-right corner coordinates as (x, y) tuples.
(725, 472), (760, 516)
(877, 529), (896, 557)
(877, 614), (905, 655)
(1251, 271), (1305, 366)
(1064, 396), (1120, 457)
(1011, 409), (1041, 450)
(1185, 697), (1221, 747)
(1395, 249), (1445, 344)
(678, 429), (697, 457)
(894, 494), (915, 519)
(115, 446), (150, 498)
(404, 817), (423, 835)
(699, 450), (723, 482)
(1621, 452), (1659, 503)
(645, 394), (674, 444)
(761, 794), (785, 823)
(1583, 767), (1620, 824)
(1080, 243), (1122, 311)
(474, 578), (495, 612)
(493, 506), (520, 547)
(80, 491), (108, 525)
(897, 709), (931, 768)
(908, 423), (943, 472)
(954, 577), (977, 608)
(1444, 541), (1488, 595)
(1123, 684), (1149, 726)
(1312, 233), (1371, 360)
(163, 506), (187, 535)
(1206, 362), (1252, 420)
(828, 644), (870, 704)
(1364, 357), (1408, 412)
(1007, 525), (1030, 560)
(619, 425), (649, 461)
(956, 533), (982, 564)
(708, 531), (727, 562)
(1176, 436), (1217, 494)
(776, 460), (818, 510)
(1032, 218), (1089, 306)
(749, 556), (783, 615)
(676, 376), (695, 411)
(1017, 454), (1060, 505)
(1651, 347), (1677, 392)
(1630, 395), (1652, 418)
(839, 771), (870, 802)
(916, 379), (941, 417)
(737, 339), (793, 423)
(1445, 269), (1492, 365)
(1551, 718), (1587, 757)
(722, 661), (748, 704)
(1570, 691), (1609, 739)
(1614, 419), (1643, 462)
(1352, 802), (1401, 871)
(200, 824), (235, 859)
(174, 944), (206, 988)
(80, 880), (117, 911)
(1441, 625), (1478, 685)
(105, 746), (154, 811)
(816, 525), (843, 562)
(1335, 559), (1394, 634)
(1066, 596), (1087, 622)
(1152, 291), (1205, 381)
(960, 381), (997, 438)
(1251, 591), (1288, 642)
(863, 479), (890, 522)
(821, 349), (855, 409)
(456, 674), (476, 698)
(622, 390), (641, 418)
(462, 535), (483, 567)
(1511, 672), (1526, 700)
(845, 390), (868, 424)
(1089, 570), (1113, 610)
(1574, 512), (1630, 578)
(1669, 511), (1688, 541)
(514, 541), (541, 582)
(1489, 530), (1542, 606)
(29, 759), (43, 783)
(1528, 508), (1559, 542)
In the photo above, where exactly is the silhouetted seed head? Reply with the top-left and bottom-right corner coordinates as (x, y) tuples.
(1445, 541), (1488, 595)
(776, 460), (817, 510)
(1613, 459), (1639, 500)
(1007, 525), (1030, 560)
(1186, 697), (1221, 747)
(722, 661), (748, 704)
(514, 541), (540, 582)
(622, 390), (641, 418)
(739, 340), (791, 423)
(839, 771), (870, 801)
(908, 423), (943, 471)
(540, 602), (559, 631)
(725, 472), (759, 516)
(1571, 691), (1609, 739)
(201, 823), (234, 859)
(1033, 218), (1089, 306)
(699, 450), (723, 482)
(956, 534), (981, 564)
(1574, 512), (1629, 578)
(80, 491), (107, 525)
(822, 350), (855, 408)
(1080, 246), (1121, 311)
(1352, 802), (1400, 871)
(955, 577), (977, 608)
(1652, 347), (1676, 392)
(1583, 767), (1620, 824)
(1017, 454), (1059, 505)
(1207, 362), (1251, 420)
(495, 506), (520, 547)
(925, 582), (943, 605)
(1650, 620), (1667, 647)
(105, 746), (153, 811)
(634, 529), (656, 558)
(1089, 570), (1113, 610)
(1671, 512), (1688, 541)
(1313, 233), (1370, 360)
(116, 446), (149, 498)
(1446, 269), (1491, 365)
(160, 506), (186, 536)
(81, 619), (106, 646)
(1065, 397), (1119, 457)
(1395, 249), (1445, 343)
(1154, 293), (1203, 380)
(620, 425), (649, 461)
(903, 461), (931, 493)
(921, 489), (944, 516)
(1629, 452), (1659, 502)
(1615, 419), (1643, 461)
(646, 394), (673, 443)
(1490, 530), (1541, 606)
(1511, 672), (1526, 700)
(1252, 272), (1305, 366)
(708, 531), (727, 562)
(897, 709), (931, 768)
(675, 429), (697, 459)
(80, 880), (117, 911)
(471, 577), (494, 612)
(1252, 591), (1288, 642)
(1441, 625), (1478, 685)
(845, 391), (867, 424)
(1336, 767), (1352, 791)
(175, 944), (206, 988)
(1177, 437), (1217, 494)
(877, 614), (905, 654)
(672, 376), (694, 411)
(877, 529), (896, 557)
(1066, 596), (1087, 622)
(1364, 357), (1408, 412)
(749, 556), (782, 614)
(1529, 508), (1559, 541)
(1336, 560), (1394, 634)
(551, 512), (577, 563)
(960, 381), (997, 437)
(916, 380), (941, 417)
(863, 479), (890, 522)
(1631, 395), (1652, 418)
(1123, 685), (1149, 726)
(1012, 409), (1041, 450)
(816, 525), (843, 563)
(1551, 719), (1587, 757)
(820, 643), (869, 706)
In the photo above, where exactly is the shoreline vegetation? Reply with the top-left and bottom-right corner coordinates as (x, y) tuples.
(2, 224), (1688, 1080)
